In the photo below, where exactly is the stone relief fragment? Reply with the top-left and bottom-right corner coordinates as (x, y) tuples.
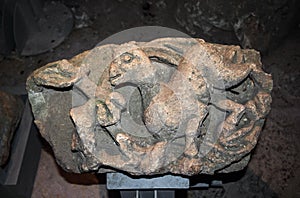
(26, 38), (272, 175)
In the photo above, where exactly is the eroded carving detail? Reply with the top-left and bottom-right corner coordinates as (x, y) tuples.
(26, 38), (272, 175)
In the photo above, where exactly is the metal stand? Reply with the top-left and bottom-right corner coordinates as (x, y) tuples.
(107, 173), (189, 198)
(120, 190), (174, 198)
(107, 171), (224, 198)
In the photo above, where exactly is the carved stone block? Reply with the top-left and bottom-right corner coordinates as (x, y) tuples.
(26, 38), (272, 175)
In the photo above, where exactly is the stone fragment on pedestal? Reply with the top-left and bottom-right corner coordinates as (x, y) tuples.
(27, 38), (272, 175)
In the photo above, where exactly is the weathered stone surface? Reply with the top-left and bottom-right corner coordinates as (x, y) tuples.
(27, 38), (272, 175)
(0, 91), (23, 166)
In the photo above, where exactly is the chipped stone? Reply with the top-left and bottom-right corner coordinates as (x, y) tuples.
(27, 38), (272, 175)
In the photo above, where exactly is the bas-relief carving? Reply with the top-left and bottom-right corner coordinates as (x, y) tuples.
(27, 38), (272, 175)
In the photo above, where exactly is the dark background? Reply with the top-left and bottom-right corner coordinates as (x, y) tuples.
(0, 0), (299, 197)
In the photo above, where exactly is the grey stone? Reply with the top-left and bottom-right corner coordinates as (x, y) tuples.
(27, 38), (272, 175)
(0, 91), (23, 166)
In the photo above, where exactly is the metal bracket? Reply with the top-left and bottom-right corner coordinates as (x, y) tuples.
(107, 172), (223, 198)
(107, 173), (189, 198)
(107, 173), (189, 190)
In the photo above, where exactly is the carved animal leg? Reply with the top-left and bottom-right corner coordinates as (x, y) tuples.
(207, 124), (261, 165)
(226, 125), (261, 156)
(244, 91), (272, 123)
(218, 63), (254, 89)
(184, 117), (201, 157)
(116, 133), (168, 174)
(251, 67), (273, 92)
(215, 99), (245, 134)
(96, 92), (126, 126)
(219, 120), (255, 148)
(184, 100), (208, 157)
